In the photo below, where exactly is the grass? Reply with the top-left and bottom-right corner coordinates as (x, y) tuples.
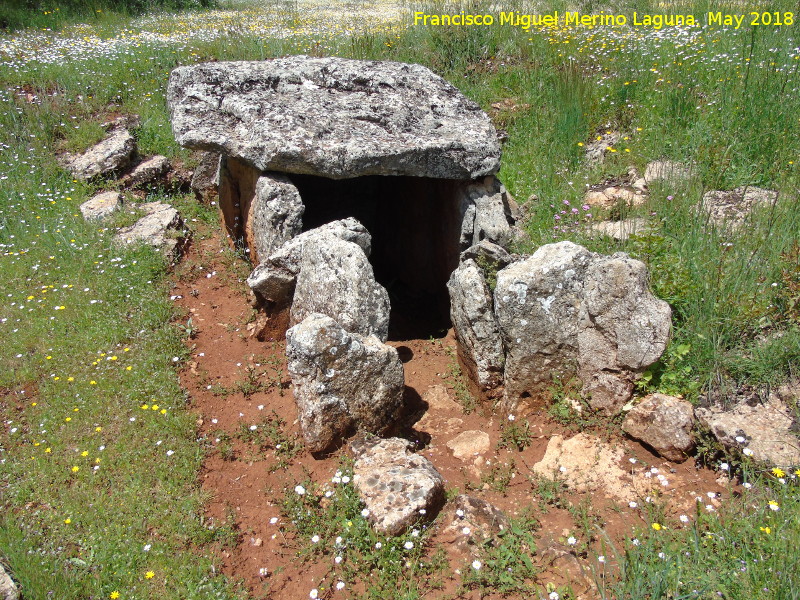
(0, 0), (799, 597)
(278, 462), (448, 599)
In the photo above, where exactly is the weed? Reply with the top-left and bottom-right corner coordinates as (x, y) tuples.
(497, 416), (532, 452)
(480, 458), (516, 495)
(279, 461), (447, 599)
(530, 473), (569, 512)
(444, 346), (477, 415)
(460, 513), (539, 597)
(236, 411), (302, 470)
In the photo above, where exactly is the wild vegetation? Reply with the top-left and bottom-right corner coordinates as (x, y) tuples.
(1, 0), (798, 598)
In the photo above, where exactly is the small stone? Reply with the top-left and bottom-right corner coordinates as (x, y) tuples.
(128, 155), (170, 187)
(622, 393), (695, 462)
(446, 431), (491, 460)
(80, 191), (123, 221)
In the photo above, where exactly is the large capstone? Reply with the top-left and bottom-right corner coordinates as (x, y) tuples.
(494, 241), (671, 414)
(167, 57), (501, 179)
(286, 315), (404, 454)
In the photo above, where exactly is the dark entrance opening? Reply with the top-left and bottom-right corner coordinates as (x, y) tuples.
(290, 174), (464, 341)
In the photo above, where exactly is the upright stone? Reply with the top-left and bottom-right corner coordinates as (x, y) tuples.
(290, 235), (390, 342)
(286, 315), (404, 453)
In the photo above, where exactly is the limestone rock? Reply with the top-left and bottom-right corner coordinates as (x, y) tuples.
(63, 127), (136, 180)
(578, 254), (673, 412)
(584, 131), (621, 165)
(494, 241), (671, 413)
(699, 186), (778, 230)
(695, 392), (800, 468)
(114, 201), (186, 258)
(446, 430), (491, 460)
(533, 433), (636, 501)
(644, 160), (692, 183)
(442, 495), (509, 551)
(168, 57), (500, 179)
(583, 186), (646, 210)
(458, 176), (515, 249)
(291, 235), (390, 341)
(0, 564), (18, 600)
(80, 191), (123, 221)
(246, 173), (305, 263)
(286, 314), (404, 453)
(588, 218), (650, 241)
(191, 150), (220, 203)
(447, 256), (505, 393)
(248, 218), (371, 309)
(128, 155), (170, 187)
(623, 393), (695, 462)
(351, 436), (445, 535)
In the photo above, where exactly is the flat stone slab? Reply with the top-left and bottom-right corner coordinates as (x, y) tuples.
(167, 56), (501, 179)
(80, 191), (123, 221)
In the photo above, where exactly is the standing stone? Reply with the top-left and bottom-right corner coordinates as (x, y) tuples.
(286, 314), (404, 453)
(623, 394), (695, 462)
(458, 176), (515, 250)
(351, 436), (445, 535)
(248, 218), (371, 309)
(246, 173), (305, 263)
(494, 241), (671, 414)
(447, 241), (512, 395)
(191, 150), (220, 203)
(80, 191), (123, 221)
(291, 235), (390, 341)
(578, 254), (672, 412)
(167, 57), (500, 179)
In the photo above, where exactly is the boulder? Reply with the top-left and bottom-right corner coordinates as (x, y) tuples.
(290, 235), (390, 341)
(695, 389), (800, 468)
(80, 191), (123, 221)
(248, 218), (371, 309)
(699, 186), (778, 230)
(167, 57), (501, 180)
(191, 150), (220, 203)
(0, 563), (17, 600)
(622, 393), (695, 462)
(114, 202), (186, 258)
(447, 247), (507, 394)
(494, 241), (671, 413)
(128, 155), (170, 187)
(351, 436), (445, 535)
(286, 314), (404, 453)
(63, 127), (136, 180)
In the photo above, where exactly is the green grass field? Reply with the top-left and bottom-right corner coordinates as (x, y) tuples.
(1, 0), (798, 598)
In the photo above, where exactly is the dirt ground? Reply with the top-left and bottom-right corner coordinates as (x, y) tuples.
(171, 233), (731, 599)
